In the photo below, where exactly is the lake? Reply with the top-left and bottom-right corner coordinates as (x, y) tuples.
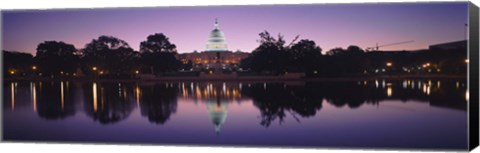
(3, 79), (468, 150)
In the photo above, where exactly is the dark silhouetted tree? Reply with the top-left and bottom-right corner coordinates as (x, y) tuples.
(82, 36), (138, 76)
(288, 39), (322, 73)
(3, 50), (34, 77)
(241, 31), (292, 75)
(140, 33), (181, 74)
(35, 41), (78, 76)
(324, 45), (367, 76)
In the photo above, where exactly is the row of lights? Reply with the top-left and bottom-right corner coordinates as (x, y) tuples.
(8, 66), (140, 76)
(92, 66), (139, 75)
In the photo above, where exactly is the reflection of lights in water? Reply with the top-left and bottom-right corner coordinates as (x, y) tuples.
(387, 87), (392, 97)
(427, 86), (430, 95)
(205, 84), (210, 94)
(264, 83), (267, 90)
(32, 83), (37, 112)
(436, 81), (440, 88)
(239, 83), (242, 90)
(123, 87), (127, 100)
(11, 82), (15, 111)
(66, 81), (69, 91)
(375, 80), (379, 88)
(196, 85), (201, 98)
(223, 82), (226, 93)
(61, 81), (65, 111)
(428, 80), (432, 85)
(118, 84), (122, 97)
(417, 81), (422, 90)
(182, 87), (188, 98)
(190, 82), (194, 93)
(93, 83), (98, 112)
(422, 84), (431, 95)
(382, 80), (386, 88)
(135, 85), (141, 107)
(402, 80), (408, 88)
(363, 80), (367, 85)
(466, 90), (469, 102)
(101, 87), (105, 111)
(456, 82), (460, 88)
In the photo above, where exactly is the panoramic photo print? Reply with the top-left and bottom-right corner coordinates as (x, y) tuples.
(2, 2), (471, 150)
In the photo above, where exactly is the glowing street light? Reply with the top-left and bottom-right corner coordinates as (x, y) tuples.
(386, 62), (393, 67)
(135, 70), (140, 74)
(465, 59), (469, 63)
(422, 62), (431, 68)
(10, 70), (15, 75)
(99, 71), (104, 75)
(92, 67), (97, 71)
(32, 66), (37, 70)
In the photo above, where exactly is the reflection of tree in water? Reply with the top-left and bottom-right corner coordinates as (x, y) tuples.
(83, 82), (135, 124)
(241, 83), (323, 127)
(139, 83), (178, 125)
(321, 82), (371, 109)
(36, 81), (76, 120)
(242, 80), (467, 127)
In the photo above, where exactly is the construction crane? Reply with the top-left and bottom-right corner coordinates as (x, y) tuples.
(365, 40), (415, 51)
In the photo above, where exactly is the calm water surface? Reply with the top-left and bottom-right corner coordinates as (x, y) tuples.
(3, 80), (468, 149)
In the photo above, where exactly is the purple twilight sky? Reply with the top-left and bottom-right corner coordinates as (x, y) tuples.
(2, 2), (468, 55)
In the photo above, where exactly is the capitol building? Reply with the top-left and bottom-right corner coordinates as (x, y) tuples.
(179, 19), (249, 73)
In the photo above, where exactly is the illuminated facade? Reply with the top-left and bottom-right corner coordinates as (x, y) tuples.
(178, 19), (249, 72)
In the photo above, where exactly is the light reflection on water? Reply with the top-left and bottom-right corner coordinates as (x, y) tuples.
(3, 80), (468, 149)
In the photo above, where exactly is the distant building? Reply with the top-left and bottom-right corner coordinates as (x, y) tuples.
(429, 40), (467, 51)
(179, 19), (249, 72)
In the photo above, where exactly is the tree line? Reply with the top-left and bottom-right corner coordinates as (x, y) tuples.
(4, 33), (180, 78)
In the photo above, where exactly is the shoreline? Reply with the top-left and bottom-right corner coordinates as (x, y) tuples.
(3, 75), (467, 83)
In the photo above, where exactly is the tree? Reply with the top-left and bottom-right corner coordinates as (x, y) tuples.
(324, 45), (367, 76)
(3, 50), (34, 77)
(82, 36), (138, 76)
(346, 45), (364, 55)
(326, 47), (346, 56)
(242, 31), (292, 75)
(35, 41), (78, 76)
(140, 33), (180, 74)
(140, 33), (177, 53)
(288, 39), (322, 73)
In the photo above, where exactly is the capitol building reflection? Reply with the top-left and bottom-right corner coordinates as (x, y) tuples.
(179, 82), (245, 133)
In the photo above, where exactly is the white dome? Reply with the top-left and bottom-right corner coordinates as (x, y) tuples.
(206, 19), (228, 51)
